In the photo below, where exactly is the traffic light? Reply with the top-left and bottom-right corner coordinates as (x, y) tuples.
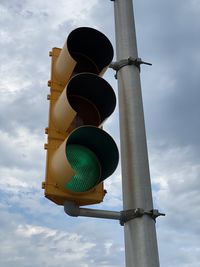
(43, 27), (119, 206)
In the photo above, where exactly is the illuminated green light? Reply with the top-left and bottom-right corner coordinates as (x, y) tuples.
(65, 144), (101, 192)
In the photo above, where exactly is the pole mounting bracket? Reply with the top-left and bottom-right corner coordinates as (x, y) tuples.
(109, 57), (152, 79)
(64, 201), (165, 226)
(120, 208), (165, 226)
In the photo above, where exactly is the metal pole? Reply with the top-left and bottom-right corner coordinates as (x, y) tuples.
(112, 1), (160, 266)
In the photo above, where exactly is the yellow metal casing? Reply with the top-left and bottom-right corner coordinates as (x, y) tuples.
(43, 48), (106, 206)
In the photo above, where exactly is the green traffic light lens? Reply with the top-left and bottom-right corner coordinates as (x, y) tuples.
(65, 144), (101, 192)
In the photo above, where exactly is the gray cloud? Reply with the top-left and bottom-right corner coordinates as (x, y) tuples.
(134, 0), (200, 153)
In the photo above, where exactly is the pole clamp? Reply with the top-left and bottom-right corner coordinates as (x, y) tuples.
(120, 208), (165, 226)
(109, 57), (152, 79)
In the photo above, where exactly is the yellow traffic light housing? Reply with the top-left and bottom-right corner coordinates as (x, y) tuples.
(43, 27), (119, 206)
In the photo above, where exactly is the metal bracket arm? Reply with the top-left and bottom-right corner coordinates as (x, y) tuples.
(64, 201), (165, 226)
(109, 57), (152, 79)
(64, 201), (121, 220)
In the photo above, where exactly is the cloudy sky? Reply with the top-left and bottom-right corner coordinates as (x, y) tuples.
(0, 0), (200, 266)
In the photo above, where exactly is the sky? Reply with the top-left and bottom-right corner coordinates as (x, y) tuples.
(0, 0), (200, 266)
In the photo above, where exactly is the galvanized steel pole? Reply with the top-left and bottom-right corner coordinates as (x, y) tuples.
(112, 1), (160, 266)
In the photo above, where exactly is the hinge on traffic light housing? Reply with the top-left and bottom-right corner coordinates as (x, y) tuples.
(109, 57), (152, 79)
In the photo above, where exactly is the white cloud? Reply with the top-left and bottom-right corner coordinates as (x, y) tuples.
(1, 0), (200, 266)
(0, 127), (44, 170)
(104, 171), (122, 208)
(24, 0), (98, 27)
(0, 219), (96, 267)
(0, 58), (32, 93)
(149, 144), (200, 266)
(0, 207), (124, 267)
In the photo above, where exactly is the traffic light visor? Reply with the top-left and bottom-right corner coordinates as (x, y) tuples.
(67, 27), (114, 74)
(67, 73), (116, 126)
(55, 27), (114, 87)
(53, 73), (117, 133)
